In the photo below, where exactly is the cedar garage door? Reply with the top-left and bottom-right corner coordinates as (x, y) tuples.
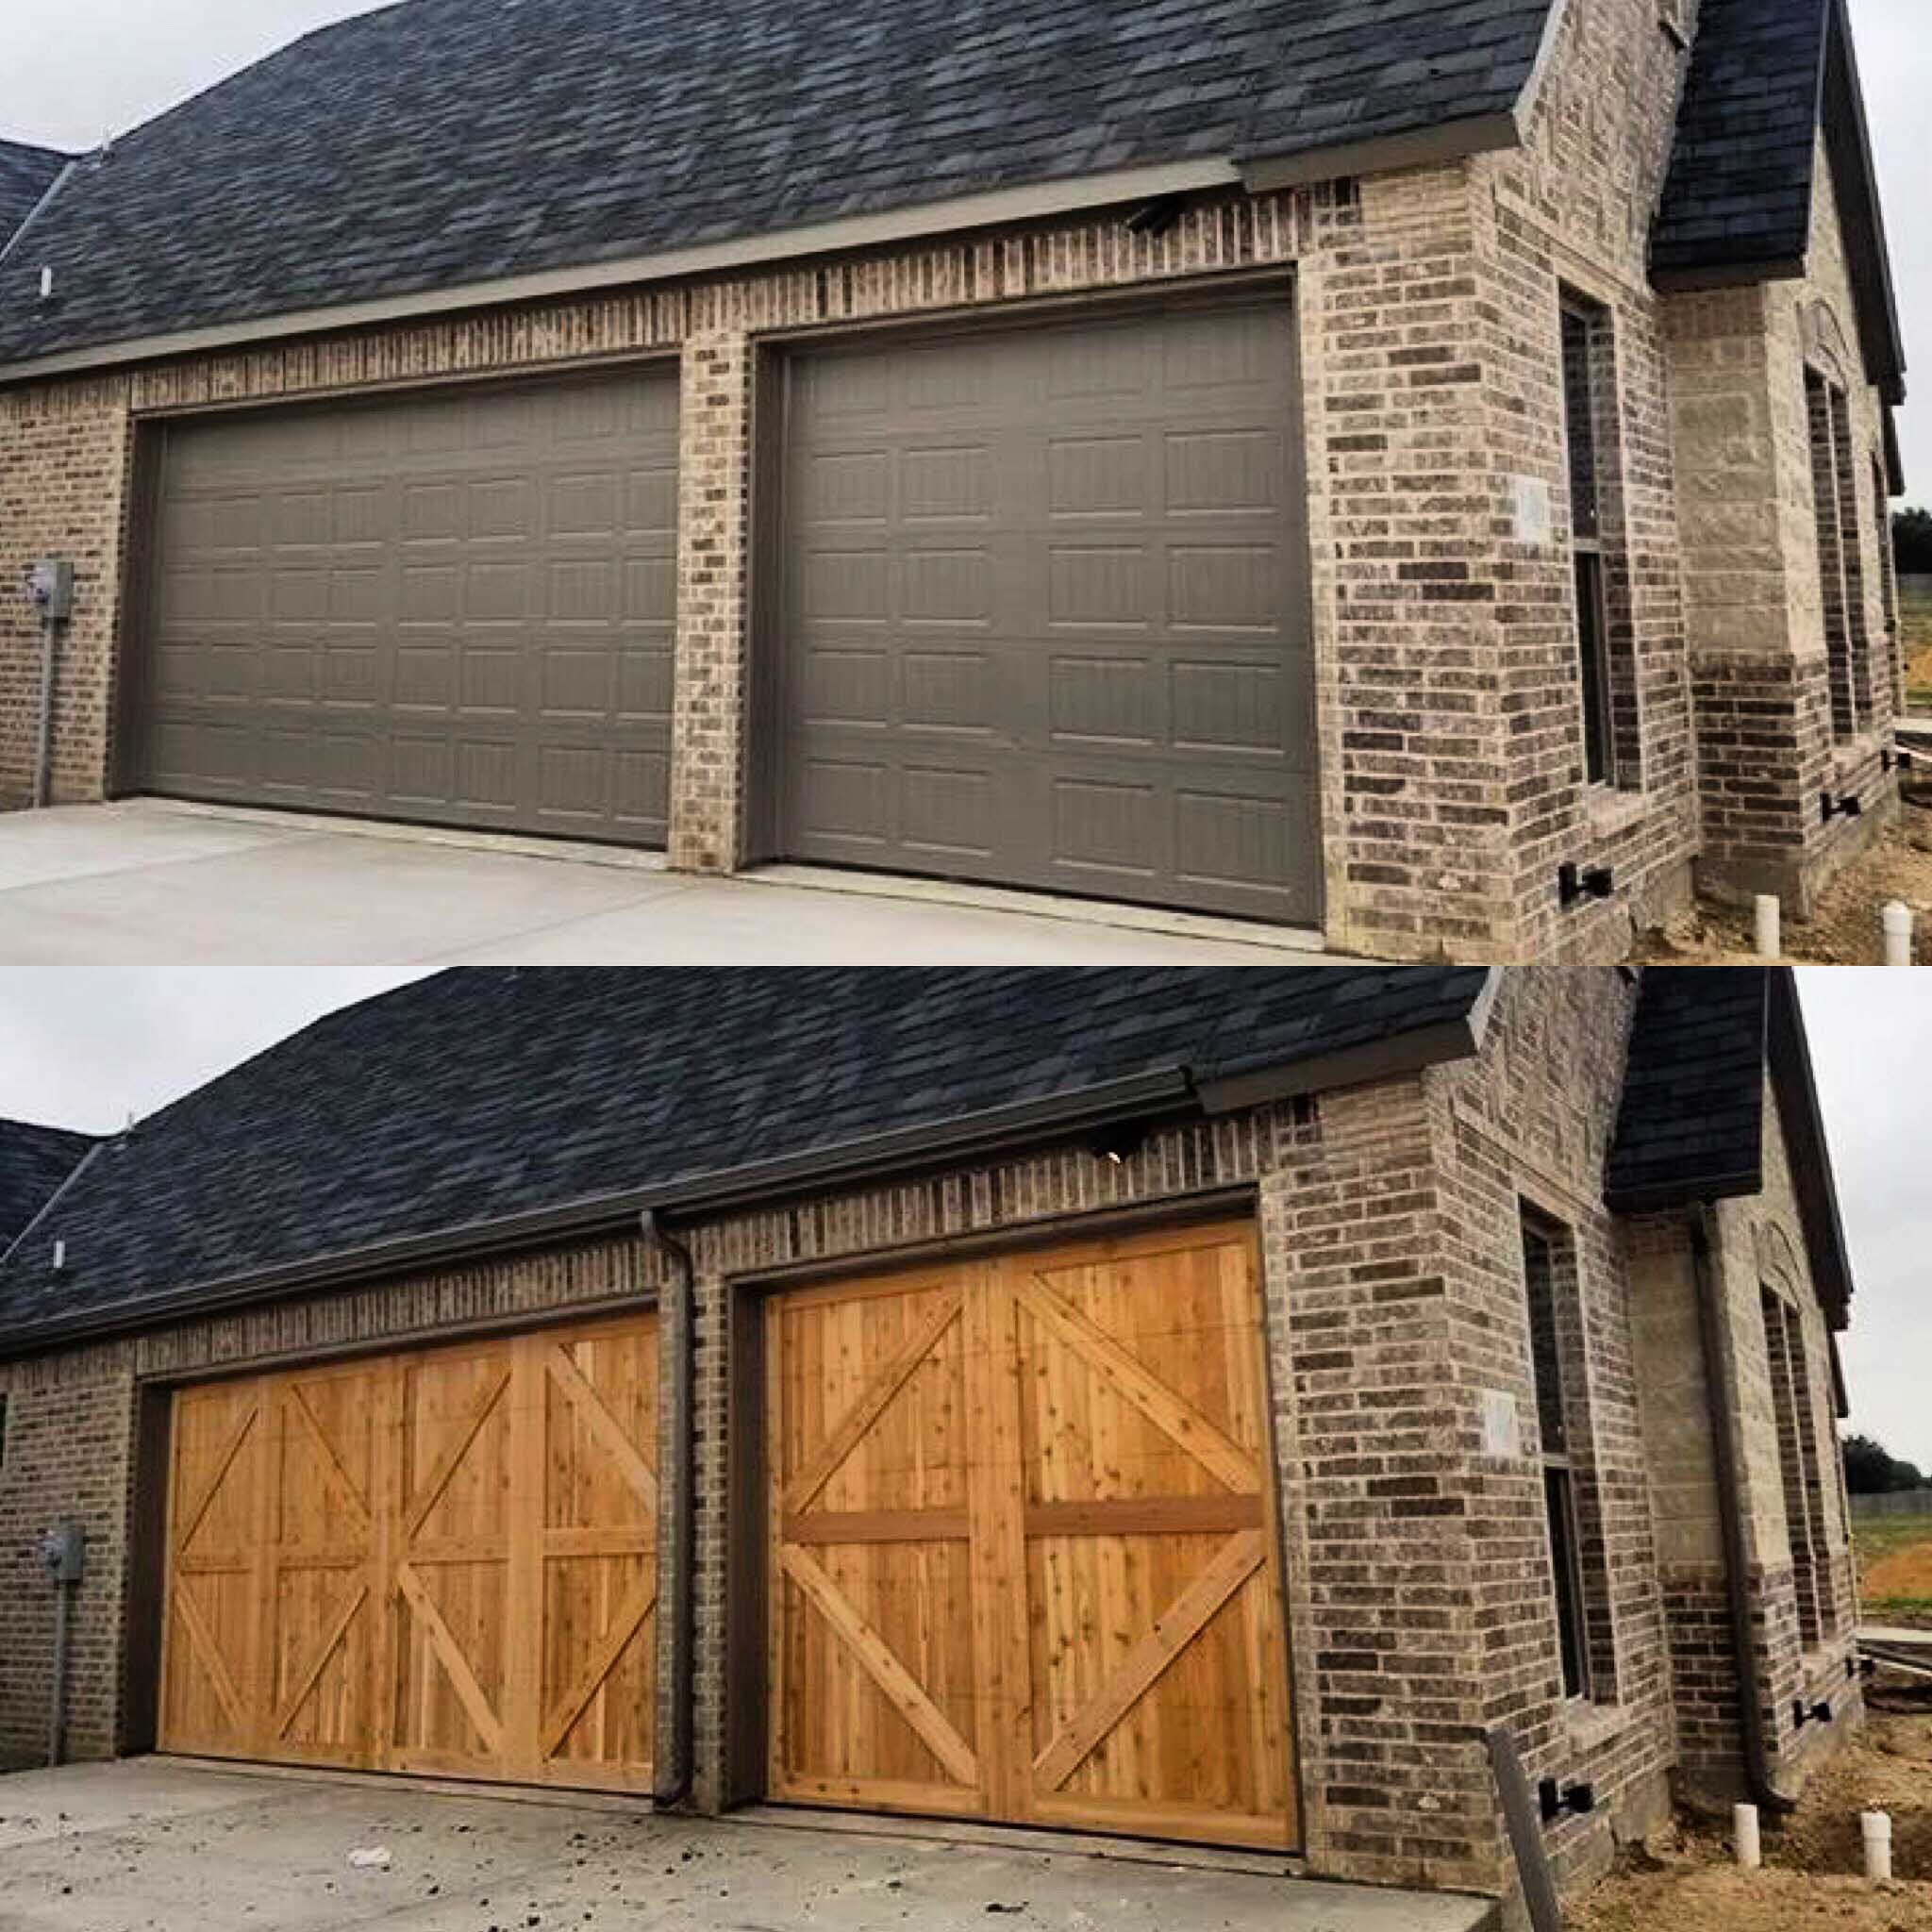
(765, 1220), (1298, 1849)
(158, 1314), (658, 1792)
(128, 370), (677, 842)
(775, 302), (1321, 924)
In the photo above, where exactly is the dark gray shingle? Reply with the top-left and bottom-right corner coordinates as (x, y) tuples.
(0, 140), (68, 248)
(0, 968), (1487, 1343)
(0, 1117), (94, 1248)
(0, 0), (1556, 367)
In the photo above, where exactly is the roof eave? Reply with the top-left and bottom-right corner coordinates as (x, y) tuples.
(1239, 107), (1524, 194)
(0, 156), (1250, 390)
(0, 1001), (1491, 1361)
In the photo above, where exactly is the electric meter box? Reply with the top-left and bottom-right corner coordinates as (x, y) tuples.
(25, 559), (74, 623)
(39, 1521), (85, 1584)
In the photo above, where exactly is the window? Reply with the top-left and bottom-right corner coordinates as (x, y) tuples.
(1807, 371), (1870, 741)
(1522, 1211), (1598, 1701)
(1762, 1291), (1836, 1645)
(1559, 293), (1626, 788)
(0, 1392), (8, 1474)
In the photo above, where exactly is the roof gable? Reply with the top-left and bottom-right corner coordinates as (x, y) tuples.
(1606, 968), (1853, 1329)
(0, 967), (1490, 1353)
(1654, 0), (1905, 408)
(0, 0), (1558, 374)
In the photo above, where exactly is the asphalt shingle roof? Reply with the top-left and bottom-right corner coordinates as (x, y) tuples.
(0, 0), (1557, 367)
(1606, 967), (1770, 1212)
(0, 967), (1488, 1344)
(0, 1118), (94, 1248)
(0, 140), (67, 249)
(1653, 0), (1827, 280)
(1654, 0), (1905, 408)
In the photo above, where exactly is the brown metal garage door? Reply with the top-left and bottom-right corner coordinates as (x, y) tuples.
(127, 369), (677, 842)
(158, 1314), (658, 1791)
(774, 301), (1320, 924)
(765, 1219), (1298, 1849)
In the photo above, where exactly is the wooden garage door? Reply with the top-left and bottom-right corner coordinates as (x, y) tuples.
(774, 301), (1321, 924)
(158, 1313), (658, 1792)
(766, 1221), (1296, 1849)
(127, 369), (677, 843)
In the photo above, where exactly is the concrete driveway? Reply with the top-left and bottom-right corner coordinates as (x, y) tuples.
(0, 1759), (1495, 1932)
(0, 804), (1332, 966)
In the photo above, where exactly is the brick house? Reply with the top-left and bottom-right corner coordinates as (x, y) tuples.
(0, 966), (1864, 1911)
(0, 0), (1910, 963)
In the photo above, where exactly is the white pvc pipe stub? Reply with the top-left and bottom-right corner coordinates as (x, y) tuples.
(1883, 902), (1915, 969)
(1863, 1809), (1893, 1884)
(1755, 895), (1782, 961)
(1735, 1802), (1761, 1870)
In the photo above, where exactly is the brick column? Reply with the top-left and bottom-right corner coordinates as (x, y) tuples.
(1257, 1079), (1507, 1896)
(669, 331), (756, 874)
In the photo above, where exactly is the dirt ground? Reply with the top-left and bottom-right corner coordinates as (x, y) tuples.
(1632, 788), (1932, 965)
(1571, 1671), (1932, 1932)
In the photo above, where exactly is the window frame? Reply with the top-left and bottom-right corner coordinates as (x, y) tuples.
(1557, 289), (1634, 792)
(1521, 1209), (1599, 1704)
(1806, 367), (1869, 742)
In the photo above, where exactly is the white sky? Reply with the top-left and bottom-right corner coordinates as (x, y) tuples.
(0, 967), (1925, 1468)
(1, 0), (1925, 500)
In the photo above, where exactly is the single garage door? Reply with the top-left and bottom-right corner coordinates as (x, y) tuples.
(158, 1313), (658, 1792)
(129, 369), (677, 842)
(775, 302), (1320, 924)
(765, 1220), (1297, 1849)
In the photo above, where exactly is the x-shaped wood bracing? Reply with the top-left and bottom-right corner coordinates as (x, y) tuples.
(783, 1268), (1269, 1795)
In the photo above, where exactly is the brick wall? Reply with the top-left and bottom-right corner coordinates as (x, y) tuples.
(1424, 968), (1675, 1893)
(1472, 0), (1705, 962)
(1665, 131), (1902, 915)
(0, 1346), (136, 1767)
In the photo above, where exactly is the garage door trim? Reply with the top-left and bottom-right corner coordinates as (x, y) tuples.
(748, 1213), (1303, 1850)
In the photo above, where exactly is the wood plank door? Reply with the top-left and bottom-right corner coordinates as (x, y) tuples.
(158, 1311), (658, 1793)
(765, 1220), (1297, 1850)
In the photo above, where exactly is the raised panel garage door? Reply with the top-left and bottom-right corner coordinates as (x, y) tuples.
(129, 370), (677, 842)
(776, 303), (1321, 924)
(765, 1220), (1298, 1849)
(158, 1313), (658, 1792)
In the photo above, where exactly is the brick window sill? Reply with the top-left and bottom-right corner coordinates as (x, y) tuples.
(1564, 1698), (1631, 1754)
(1583, 787), (1649, 841)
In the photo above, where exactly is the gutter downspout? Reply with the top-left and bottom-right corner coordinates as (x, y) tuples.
(1689, 1204), (1796, 1816)
(641, 1208), (696, 1811)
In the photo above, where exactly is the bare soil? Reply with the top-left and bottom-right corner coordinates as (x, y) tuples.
(1631, 792), (1932, 965)
(1572, 1674), (1932, 1932)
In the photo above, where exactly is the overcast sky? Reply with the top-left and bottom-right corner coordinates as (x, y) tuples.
(3, 0), (1926, 499)
(0, 968), (1925, 1467)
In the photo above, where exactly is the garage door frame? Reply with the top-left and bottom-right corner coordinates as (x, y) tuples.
(132, 1304), (667, 1794)
(724, 1195), (1307, 1849)
(743, 272), (1324, 925)
(112, 354), (682, 843)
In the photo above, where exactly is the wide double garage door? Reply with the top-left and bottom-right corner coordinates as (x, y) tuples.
(158, 1314), (660, 1791)
(765, 1220), (1299, 1848)
(129, 299), (1317, 921)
